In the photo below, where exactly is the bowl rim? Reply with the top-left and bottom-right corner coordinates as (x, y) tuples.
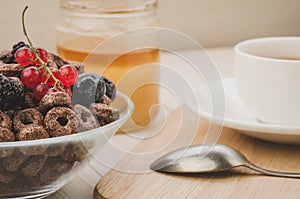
(0, 91), (134, 147)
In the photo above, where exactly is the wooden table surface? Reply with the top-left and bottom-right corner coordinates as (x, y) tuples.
(48, 47), (300, 199)
(94, 106), (300, 199)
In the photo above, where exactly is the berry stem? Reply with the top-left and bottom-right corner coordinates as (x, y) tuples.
(21, 6), (61, 87)
(43, 66), (61, 87)
(22, 6), (40, 62)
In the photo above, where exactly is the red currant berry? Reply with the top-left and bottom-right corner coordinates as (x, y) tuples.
(40, 67), (60, 86)
(33, 83), (50, 100)
(47, 87), (61, 94)
(58, 65), (78, 86)
(20, 66), (42, 88)
(64, 86), (72, 98)
(40, 68), (49, 82)
(37, 48), (48, 63)
(15, 47), (35, 67)
(32, 48), (48, 65)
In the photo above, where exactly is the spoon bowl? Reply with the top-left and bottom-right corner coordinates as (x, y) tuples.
(151, 144), (300, 178)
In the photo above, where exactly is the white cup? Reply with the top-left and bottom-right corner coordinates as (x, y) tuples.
(235, 37), (300, 126)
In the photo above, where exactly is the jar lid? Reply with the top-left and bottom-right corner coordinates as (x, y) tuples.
(60, 0), (157, 13)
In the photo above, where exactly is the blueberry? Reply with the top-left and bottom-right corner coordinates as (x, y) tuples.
(100, 76), (116, 101)
(73, 73), (117, 103)
(72, 73), (106, 107)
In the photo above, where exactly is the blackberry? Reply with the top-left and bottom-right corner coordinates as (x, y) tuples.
(11, 41), (30, 56)
(9, 41), (30, 63)
(72, 73), (106, 107)
(0, 74), (24, 110)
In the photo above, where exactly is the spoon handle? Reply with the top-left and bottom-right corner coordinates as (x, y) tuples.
(245, 162), (300, 178)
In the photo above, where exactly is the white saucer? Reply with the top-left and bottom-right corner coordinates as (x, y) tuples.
(193, 78), (300, 144)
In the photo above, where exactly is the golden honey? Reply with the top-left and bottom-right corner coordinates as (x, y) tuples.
(57, 40), (160, 127)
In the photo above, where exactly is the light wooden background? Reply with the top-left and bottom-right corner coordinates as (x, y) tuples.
(1, 0), (300, 51)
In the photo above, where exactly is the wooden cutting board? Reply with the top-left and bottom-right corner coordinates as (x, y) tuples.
(94, 106), (300, 199)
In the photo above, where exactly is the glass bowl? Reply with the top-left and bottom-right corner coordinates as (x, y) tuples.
(0, 91), (133, 198)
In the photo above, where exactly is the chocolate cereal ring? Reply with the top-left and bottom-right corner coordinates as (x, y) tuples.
(61, 142), (89, 162)
(0, 50), (12, 64)
(24, 92), (38, 108)
(13, 108), (43, 133)
(0, 175), (30, 194)
(39, 91), (72, 114)
(4, 110), (15, 119)
(17, 126), (49, 141)
(0, 128), (15, 142)
(47, 53), (68, 68)
(0, 128), (15, 158)
(0, 148), (14, 159)
(36, 156), (72, 185)
(0, 63), (23, 77)
(0, 110), (12, 130)
(2, 150), (28, 172)
(16, 126), (49, 156)
(15, 125), (48, 156)
(0, 128), (16, 159)
(0, 166), (17, 184)
(44, 107), (78, 137)
(90, 103), (115, 126)
(99, 95), (112, 106)
(45, 144), (67, 157)
(21, 155), (47, 178)
(73, 104), (99, 132)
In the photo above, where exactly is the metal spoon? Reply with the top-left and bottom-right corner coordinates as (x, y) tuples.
(150, 144), (300, 178)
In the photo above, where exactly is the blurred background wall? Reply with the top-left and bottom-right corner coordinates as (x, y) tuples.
(1, 0), (300, 51)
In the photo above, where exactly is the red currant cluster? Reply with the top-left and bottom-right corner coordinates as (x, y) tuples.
(16, 47), (78, 100)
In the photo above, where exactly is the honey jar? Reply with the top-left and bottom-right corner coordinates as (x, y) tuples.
(56, 0), (160, 130)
